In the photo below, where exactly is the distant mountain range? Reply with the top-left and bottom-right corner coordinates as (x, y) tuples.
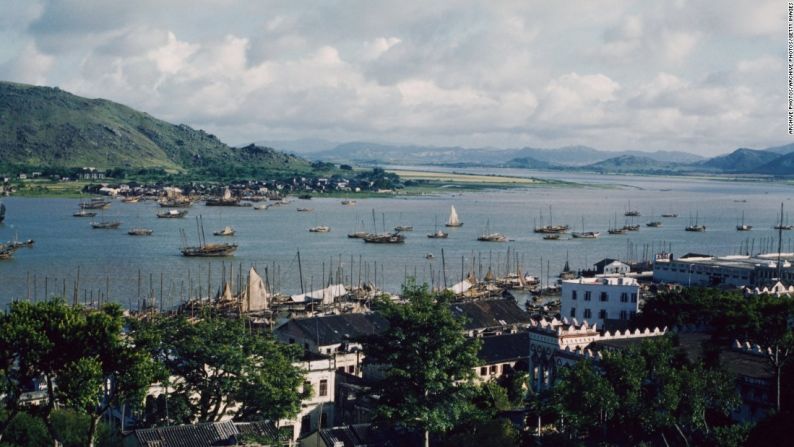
(259, 139), (794, 176)
(0, 81), (311, 174)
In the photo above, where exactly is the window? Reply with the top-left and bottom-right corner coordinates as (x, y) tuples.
(348, 365), (356, 374)
(584, 309), (592, 318)
(571, 290), (577, 300)
(599, 309), (607, 320)
(490, 365), (497, 374)
(319, 379), (328, 397)
(570, 307), (576, 318)
(619, 311), (628, 320)
(301, 415), (312, 434)
(630, 293), (638, 303)
(584, 291), (592, 301)
(337, 367), (345, 373)
(620, 292), (628, 303)
(600, 292), (608, 302)
(480, 367), (488, 376)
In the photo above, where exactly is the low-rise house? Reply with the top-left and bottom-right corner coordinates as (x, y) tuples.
(126, 420), (284, 447)
(474, 332), (530, 381)
(448, 298), (533, 336)
(275, 313), (389, 376)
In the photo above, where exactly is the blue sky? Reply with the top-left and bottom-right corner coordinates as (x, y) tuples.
(0, 0), (787, 155)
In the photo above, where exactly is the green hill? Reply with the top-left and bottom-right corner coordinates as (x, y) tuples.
(0, 81), (311, 174)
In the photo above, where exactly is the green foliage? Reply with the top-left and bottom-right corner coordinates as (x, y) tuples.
(132, 313), (307, 424)
(355, 167), (402, 190)
(362, 281), (482, 438)
(0, 299), (158, 445)
(442, 418), (519, 447)
(0, 412), (50, 447)
(550, 336), (741, 445)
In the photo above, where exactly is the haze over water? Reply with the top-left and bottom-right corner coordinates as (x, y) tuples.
(1, 170), (793, 307)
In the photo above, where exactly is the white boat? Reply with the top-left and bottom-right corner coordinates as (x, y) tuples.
(213, 226), (236, 236)
(309, 225), (331, 233)
(736, 211), (752, 231)
(571, 217), (599, 239)
(445, 205), (463, 227)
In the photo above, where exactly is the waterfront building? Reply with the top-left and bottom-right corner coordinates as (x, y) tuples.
(653, 253), (794, 287)
(560, 277), (640, 327)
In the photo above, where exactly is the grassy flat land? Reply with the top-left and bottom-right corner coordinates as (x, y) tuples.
(11, 180), (90, 198)
(388, 169), (579, 192)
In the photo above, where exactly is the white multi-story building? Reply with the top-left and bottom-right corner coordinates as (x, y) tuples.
(560, 277), (640, 327)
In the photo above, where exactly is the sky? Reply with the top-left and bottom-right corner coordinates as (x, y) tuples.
(0, 0), (788, 155)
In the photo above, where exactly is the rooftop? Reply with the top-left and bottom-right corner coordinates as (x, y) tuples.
(477, 332), (530, 364)
(449, 298), (532, 330)
(276, 313), (389, 346)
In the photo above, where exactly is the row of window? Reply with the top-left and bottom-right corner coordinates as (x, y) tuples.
(570, 290), (637, 302)
(569, 307), (636, 320)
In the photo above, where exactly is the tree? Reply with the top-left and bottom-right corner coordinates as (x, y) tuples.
(550, 336), (741, 446)
(362, 282), (482, 447)
(133, 312), (308, 424)
(0, 300), (158, 447)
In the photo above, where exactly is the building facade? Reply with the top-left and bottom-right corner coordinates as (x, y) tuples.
(560, 277), (640, 327)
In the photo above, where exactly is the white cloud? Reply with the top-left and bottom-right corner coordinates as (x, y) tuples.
(0, 0), (786, 154)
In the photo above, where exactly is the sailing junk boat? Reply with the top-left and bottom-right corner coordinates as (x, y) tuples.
(427, 216), (448, 239)
(73, 210), (96, 217)
(624, 200), (640, 217)
(363, 232), (405, 243)
(205, 188), (240, 206)
(572, 217), (600, 239)
(80, 198), (112, 210)
(608, 214), (626, 235)
(685, 212), (706, 232)
(180, 216), (238, 257)
(241, 267), (271, 312)
(157, 209), (188, 218)
(774, 209), (792, 230)
(478, 220), (507, 242)
(446, 206), (463, 227)
(214, 226), (236, 236)
(533, 205), (569, 234)
(736, 211), (752, 231)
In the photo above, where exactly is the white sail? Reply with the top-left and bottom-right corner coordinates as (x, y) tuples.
(448, 206), (460, 226)
(243, 267), (270, 312)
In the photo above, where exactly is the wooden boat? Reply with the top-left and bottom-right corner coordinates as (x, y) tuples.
(128, 228), (153, 236)
(661, 213), (678, 218)
(205, 188), (240, 206)
(341, 200), (357, 206)
(685, 211), (706, 232)
(624, 200), (640, 217)
(213, 226), (236, 236)
(646, 221), (662, 227)
(736, 212), (752, 231)
(254, 204), (270, 210)
(427, 216), (448, 239)
(309, 226), (331, 233)
(180, 217), (238, 257)
(607, 214), (625, 235)
(0, 201), (4, 224)
(571, 217), (599, 238)
(0, 244), (17, 260)
(363, 232), (405, 243)
(80, 198), (111, 210)
(91, 221), (121, 229)
(622, 224), (640, 232)
(478, 220), (506, 241)
(297, 208), (314, 212)
(121, 196), (141, 203)
(157, 209), (188, 218)
(445, 206), (463, 227)
(533, 205), (569, 234)
(159, 198), (192, 208)
(348, 231), (370, 238)
(394, 225), (413, 232)
(298, 194), (312, 200)
(543, 234), (560, 241)
(427, 229), (448, 239)
(73, 210), (97, 217)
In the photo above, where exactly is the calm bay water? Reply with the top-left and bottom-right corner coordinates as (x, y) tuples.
(1, 170), (793, 307)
